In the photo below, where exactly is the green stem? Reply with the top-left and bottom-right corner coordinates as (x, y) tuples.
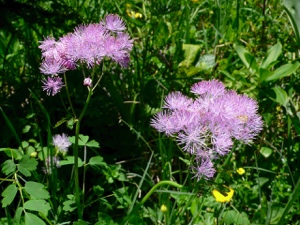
(141, 181), (183, 205)
(73, 88), (93, 219)
(122, 181), (183, 224)
(74, 120), (82, 219)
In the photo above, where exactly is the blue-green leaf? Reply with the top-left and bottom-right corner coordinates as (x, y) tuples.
(89, 156), (106, 166)
(1, 159), (16, 175)
(25, 212), (46, 225)
(1, 184), (18, 207)
(222, 210), (250, 225)
(24, 200), (51, 215)
(86, 140), (100, 148)
(24, 182), (50, 199)
(60, 156), (84, 167)
(0, 148), (23, 160)
(18, 155), (38, 177)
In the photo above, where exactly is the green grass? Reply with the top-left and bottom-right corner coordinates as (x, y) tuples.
(1, 0), (300, 224)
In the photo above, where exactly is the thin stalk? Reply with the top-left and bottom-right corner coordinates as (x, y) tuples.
(140, 181), (183, 205)
(82, 145), (87, 210)
(73, 86), (93, 219)
(63, 73), (77, 118)
(122, 181), (183, 225)
(74, 120), (82, 219)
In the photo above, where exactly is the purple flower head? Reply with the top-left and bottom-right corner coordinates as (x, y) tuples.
(191, 79), (226, 99)
(117, 54), (131, 68)
(39, 14), (132, 75)
(163, 92), (193, 110)
(40, 58), (68, 75)
(103, 14), (126, 32)
(151, 79), (263, 181)
(177, 126), (208, 154)
(210, 91), (263, 142)
(211, 128), (233, 156)
(68, 23), (108, 66)
(52, 133), (71, 152)
(192, 157), (216, 181)
(151, 111), (179, 136)
(39, 36), (57, 52)
(42, 76), (64, 96)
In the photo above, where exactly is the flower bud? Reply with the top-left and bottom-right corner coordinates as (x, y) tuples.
(83, 77), (92, 87)
(160, 204), (167, 213)
(30, 151), (37, 158)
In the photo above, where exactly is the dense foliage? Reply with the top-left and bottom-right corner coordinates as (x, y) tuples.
(1, 0), (300, 224)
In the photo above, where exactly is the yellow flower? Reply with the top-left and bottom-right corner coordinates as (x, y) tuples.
(160, 204), (167, 213)
(212, 186), (234, 203)
(126, 9), (142, 19)
(236, 168), (245, 175)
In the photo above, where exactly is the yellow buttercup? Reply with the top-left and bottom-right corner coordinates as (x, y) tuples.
(212, 186), (234, 203)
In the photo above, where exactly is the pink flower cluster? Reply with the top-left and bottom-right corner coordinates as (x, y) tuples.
(39, 14), (133, 96)
(151, 80), (263, 180)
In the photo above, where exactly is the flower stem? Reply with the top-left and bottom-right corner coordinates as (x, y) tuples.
(121, 181), (183, 225)
(74, 119), (82, 219)
(73, 88), (93, 219)
(140, 181), (183, 205)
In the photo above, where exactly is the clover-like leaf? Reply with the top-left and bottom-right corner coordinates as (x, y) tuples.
(24, 182), (50, 199)
(0, 148), (23, 160)
(1, 159), (16, 175)
(25, 212), (46, 225)
(18, 155), (38, 177)
(60, 156), (84, 167)
(69, 134), (89, 146)
(24, 200), (51, 215)
(86, 140), (100, 148)
(89, 156), (106, 166)
(1, 184), (18, 207)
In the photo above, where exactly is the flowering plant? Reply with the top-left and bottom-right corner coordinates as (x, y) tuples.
(37, 14), (133, 219)
(39, 14), (133, 95)
(151, 80), (263, 180)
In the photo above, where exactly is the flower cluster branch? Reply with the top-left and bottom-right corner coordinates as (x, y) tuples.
(39, 14), (133, 96)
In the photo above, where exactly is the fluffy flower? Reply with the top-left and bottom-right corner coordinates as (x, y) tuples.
(42, 76), (64, 96)
(192, 157), (216, 180)
(52, 133), (71, 152)
(103, 14), (126, 31)
(163, 92), (193, 110)
(151, 80), (263, 181)
(39, 14), (133, 75)
(191, 79), (226, 98)
(40, 59), (68, 75)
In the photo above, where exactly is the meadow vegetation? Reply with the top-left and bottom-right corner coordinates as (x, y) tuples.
(1, 0), (300, 224)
